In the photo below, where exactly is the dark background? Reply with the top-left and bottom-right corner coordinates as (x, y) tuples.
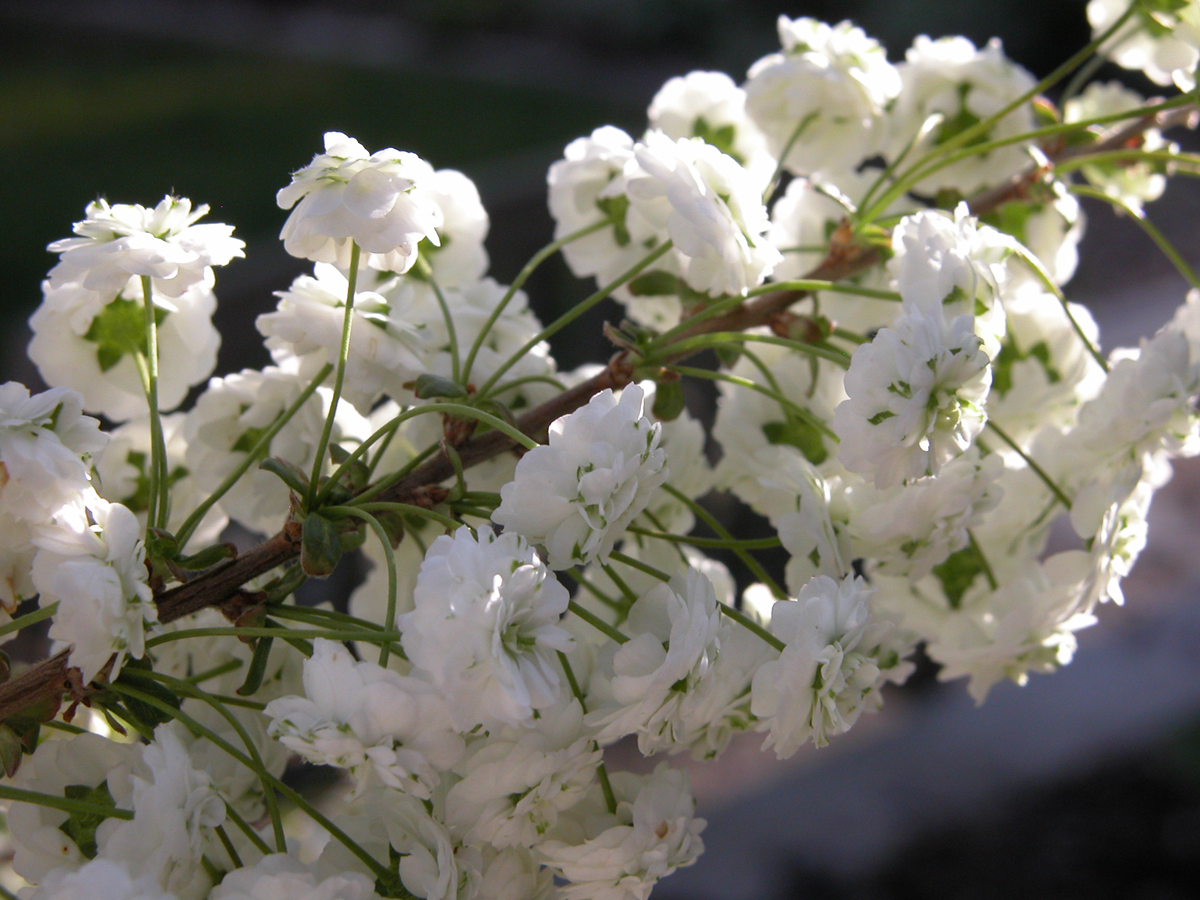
(4, 2), (1200, 897)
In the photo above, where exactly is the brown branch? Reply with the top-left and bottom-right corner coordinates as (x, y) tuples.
(4, 100), (1193, 727)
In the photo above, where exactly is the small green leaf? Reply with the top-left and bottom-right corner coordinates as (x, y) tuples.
(113, 661), (182, 728)
(412, 374), (468, 400)
(762, 418), (827, 465)
(651, 379), (686, 422)
(58, 782), (117, 859)
(83, 298), (167, 372)
(0, 724), (24, 777)
(595, 195), (631, 246)
(175, 542), (238, 571)
(259, 457), (309, 495)
(237, 636), (274, 697)
(231, 425), (272, 454)
(301, 513), (343, 578)
(867, 410), (896, 425)
(931, 544), (989, 610)
(628, 270), (682, 297)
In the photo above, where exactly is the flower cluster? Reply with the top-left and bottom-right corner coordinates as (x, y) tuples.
(5, 4), (1200, 900)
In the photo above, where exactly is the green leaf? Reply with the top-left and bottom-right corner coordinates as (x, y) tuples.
(259, 457), (309, 495)
(231, 425), (272, 454)
(651, 379), (686, 422)
(58, 782), (117, 859)
(931, 544), (989, 610)
(595, 195), (631, 246)
(0, 724), (24, 777)
(867, 410), (896, 425)
(693, 116), (741, 161)
(83, 298), (167, 372)
(237, 636), (273, 697)
(628, 270), (682, 297)
(113, 661), (182, 728)
(175, 542), (238, 571)
(301, 513), (343, 578)
(762, 417), (827, 465)
(411, 374), (468, 400)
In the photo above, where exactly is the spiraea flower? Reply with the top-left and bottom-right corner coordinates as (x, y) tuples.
(264, 639), (464, 798)
(33, 490), (156, 683)
(832, 307), (992, 488)
(258, 263), (428, 412)
(494, 385), (668, 570)
(46, 195), (243, 300)
(277, 131), (443, 271)
(1089, 0), (1200, 90)
(888, 36), (1038, 195)
(647, 70), (773, 180)
(625, 130), (780, 298)
(444, 697), (602, 848)
(587, 568), (723, 755)
(400, 528), (575, 730)
(209, 854), (381, 900)
(744, 16), (900, 177)
(536, 764), (706, 900)
(751, 574), (912, 755)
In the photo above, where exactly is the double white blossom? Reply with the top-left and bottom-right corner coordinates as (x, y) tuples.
(745, 16), (900, 177)
(46, 196), (243, 300)
(34, 490), (156, 683)
(277, 132), (443, 271)
(400, 528), (574, 730)
(1089, 0), (1200, 90)
(752, 574), (912, 755)
(264, 639), (464, 798)
(833, 307), (992, 488)
(494, 385), (668, 570)
(536, 765), (706, 900)
(209, 854), (381, 900)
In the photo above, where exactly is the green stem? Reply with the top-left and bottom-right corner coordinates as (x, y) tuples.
(325, 507), (400, 665)
(567, 568), (625, 612)
(608, 551), (671, 583)
(986, 420), (1072, 510)
(476, 241), (674, 399)
(214, 823), (243, 870)
(669, 364), (839, 441)
(106, 680), (388, 879)
(1071, 183), (1200, 290)
(649, 331), (850, 369)
(344, 501), (463, 533)
(744, 280), (901, 302)
(599, 562), (638, 606)
(663, 485), (787, 599)
(146, 625), (399, 649)
(462, 218), (612, 385)
(763, 111), (819, 200)
(0, 784), (134, 820)
(966, 529), (999, 591)
(138, 276), (169, 531)
(1055, 147), (1200, 172)
(359, 444), (438, 502)
(567, 600), (629, 644)
(0, 601), (57, 640)
(557, 651), (618, 815)
(175, 362), (333, 548)
(222, 800), (272, 855)
(306, 241), (361, 511)
(185, 658), (244, 685)
(860, 4), (1139, 222)
(625, 527), (782, 550)
(719, 602), (785, 652)
(422, 263), (460, 383)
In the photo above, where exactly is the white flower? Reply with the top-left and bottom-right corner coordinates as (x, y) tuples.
(46, 195), (243, 300)
(751, 574), (912, 755)
(264, 638), (463, 798)
(184, 365), (370, 535)
(1089, 0), (1200, 90)
(586, 568), (723, 754)
(0, 384), (105, 615)
(418, 167), (490, 287)
(101, 723), (226, 900)
(625, 130), (779, 298)
(647, 70), (773, 181)
(494, 385), (667, 570)
(29, 278), (221, 423)
(757, 449), (846, 592)
(744, 16), (900, 177)
(887, 36), (1037, 195)
(258, 263), (428, 412)
(844, 452), (1004, 580)
(832, 308), (992, 488)
(33, 491), (156, 683)
(985, 284), (1105, 444)
(8, 732), (141, 886)
(477, 847), (557, 900)
(93, 414), (228, 551)
(400, 528), (574, 730)
(29, 857), (183, 900)
(888, 206), (1015, 352)
(1065, 80), (1176, 212)
(445, 697), (602, 848)
(209, 854), (381, 900)
(536, 764), (705, 900)
(927, 555), (1095, 703)
(277, 132), (443, 272)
